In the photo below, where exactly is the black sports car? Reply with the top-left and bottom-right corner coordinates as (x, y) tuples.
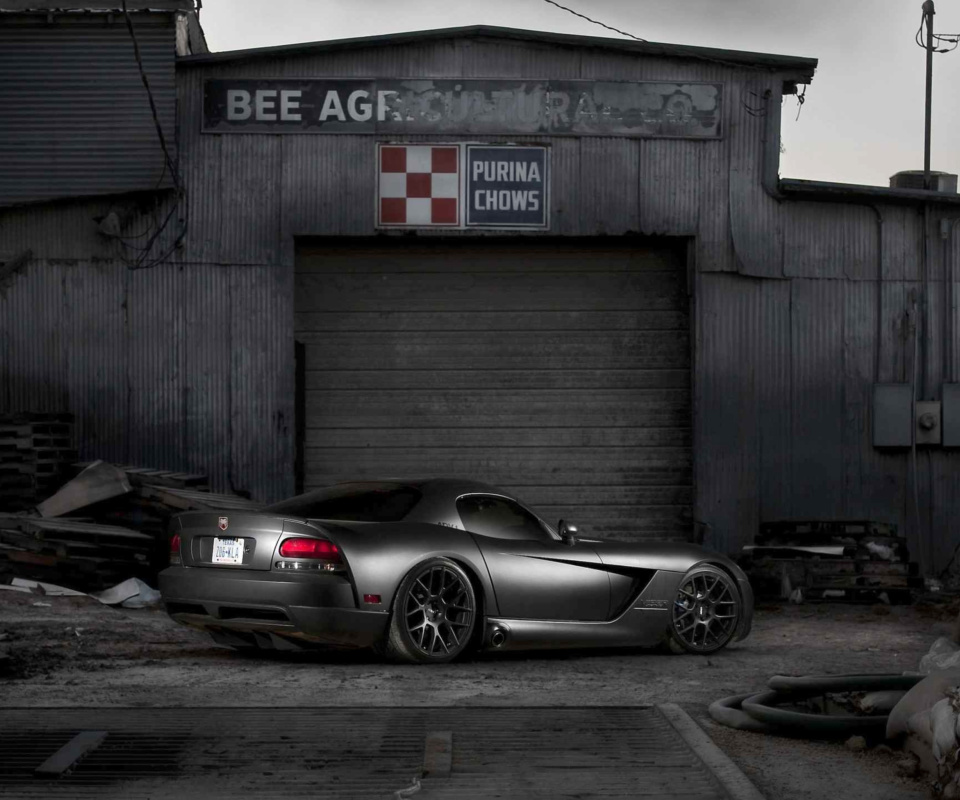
(159, 479), (753, 663)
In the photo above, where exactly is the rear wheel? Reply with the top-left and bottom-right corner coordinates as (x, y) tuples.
(383, 558), (477, 664)
(669, 565), (741, 655)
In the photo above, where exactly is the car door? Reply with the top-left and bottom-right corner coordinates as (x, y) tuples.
(457, 494), (610, 621)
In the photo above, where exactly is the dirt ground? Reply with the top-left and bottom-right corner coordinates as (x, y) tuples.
(0, 591), (951, 799)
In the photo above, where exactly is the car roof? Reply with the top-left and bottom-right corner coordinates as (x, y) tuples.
(334, 478), (518, 502)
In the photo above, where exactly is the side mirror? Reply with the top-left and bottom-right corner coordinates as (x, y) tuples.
(558, 519), (578, 546)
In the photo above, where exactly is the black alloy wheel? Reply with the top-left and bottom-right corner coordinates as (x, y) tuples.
(384, 557), (477, 664)
(669, 565), (741, 655)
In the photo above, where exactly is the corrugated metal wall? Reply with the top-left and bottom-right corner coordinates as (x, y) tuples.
(0, 13), (176, 206)
(2, 32), (960, 570)
(696, 204), (960, 570)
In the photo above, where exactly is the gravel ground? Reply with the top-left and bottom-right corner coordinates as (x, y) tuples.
(0, 591), (951, 799)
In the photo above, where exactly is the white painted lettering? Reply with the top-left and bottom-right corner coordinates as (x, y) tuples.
(227, 89), (252, 121)
(474, 189), (487, 210)
(377, 90), (400, 122)
(529, 191), (540, 211)
(255, 89), (277, 121)
(473, 160), (542, 183)
(319, 90), (346, 122)
(347, 89), (372, 122)
(280, 90), (302, 121)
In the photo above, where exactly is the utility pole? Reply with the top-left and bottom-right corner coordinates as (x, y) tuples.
(923, 0), (935, 190)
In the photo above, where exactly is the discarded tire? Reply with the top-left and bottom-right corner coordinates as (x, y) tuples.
(709, 674), (924, 739)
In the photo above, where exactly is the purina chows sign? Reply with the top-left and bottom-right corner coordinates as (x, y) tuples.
(377, 144), (549, 230)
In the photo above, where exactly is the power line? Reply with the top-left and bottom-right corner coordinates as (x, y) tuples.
(540, 0), (647, 42)
(538, 0), (799, 76)
(120, 0), (187, 270)
(122, 0), (179, 190)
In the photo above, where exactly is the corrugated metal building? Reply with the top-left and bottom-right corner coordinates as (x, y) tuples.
(3, 6), (960, 571)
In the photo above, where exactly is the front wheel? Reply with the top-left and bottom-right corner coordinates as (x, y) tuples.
(382, 557), (477, 664)
(669, 565), (741, 655)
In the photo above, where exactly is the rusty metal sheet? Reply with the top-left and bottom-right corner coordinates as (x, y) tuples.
(202, 78), (723, 138)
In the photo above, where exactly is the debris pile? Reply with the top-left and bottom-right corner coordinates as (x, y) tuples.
(738, 520), (923, 604)
(0, 413), (77, 512)
(0, 459), (262, 592)
(0, 514), (155, 591)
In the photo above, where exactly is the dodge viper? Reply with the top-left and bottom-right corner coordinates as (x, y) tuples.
(159, 479), (753, 663)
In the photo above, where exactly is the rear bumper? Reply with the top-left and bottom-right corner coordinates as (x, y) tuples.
(158, 566), (389, 648)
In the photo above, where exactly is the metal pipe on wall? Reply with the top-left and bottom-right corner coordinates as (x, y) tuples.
(923, 1), (936, 191)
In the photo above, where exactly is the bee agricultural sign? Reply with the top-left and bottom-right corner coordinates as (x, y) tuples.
(203, 79), (722, 138)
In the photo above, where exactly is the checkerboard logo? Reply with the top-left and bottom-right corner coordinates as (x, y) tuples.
(378, 145), (459, 226)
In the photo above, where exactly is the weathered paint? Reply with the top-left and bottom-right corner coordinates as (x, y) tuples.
(202, 78), (723, 138)
(3, 29), (960, 572)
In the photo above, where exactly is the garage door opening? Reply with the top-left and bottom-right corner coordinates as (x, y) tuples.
(294, 238), (692, 543)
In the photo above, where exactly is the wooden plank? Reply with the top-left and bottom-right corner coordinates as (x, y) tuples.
(37, 460), (131, 518)
(34, 731), (107, 777)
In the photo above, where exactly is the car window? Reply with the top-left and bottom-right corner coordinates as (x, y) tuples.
(456, 495), (555, 542)
(265, 483), (422, 522)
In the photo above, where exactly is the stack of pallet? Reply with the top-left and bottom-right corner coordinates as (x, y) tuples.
(0, 413), (77, 512)
(72, 463), (262, 540)
(0, 460), (263, 592)
(0, 515), (155, 591)
(739, 520), (923, 604)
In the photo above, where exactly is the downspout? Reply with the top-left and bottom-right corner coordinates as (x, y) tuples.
(943, 218), (960, 384)
(760, 88), (785, 201)
(921, 202), (930, 398)
(871, 206), (884, 384)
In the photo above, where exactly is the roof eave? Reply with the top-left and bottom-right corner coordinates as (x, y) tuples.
(177, 24), (818, 76)
(780, 178), (960, 206)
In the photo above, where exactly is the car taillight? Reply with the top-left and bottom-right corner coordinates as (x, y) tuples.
(170, 532), (181, 565)
(279, 537), (341, 562)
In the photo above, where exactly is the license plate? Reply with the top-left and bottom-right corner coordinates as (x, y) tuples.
(212, 537), (244, 565)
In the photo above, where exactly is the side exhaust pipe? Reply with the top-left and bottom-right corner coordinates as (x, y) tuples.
(489, 626), (507, 648)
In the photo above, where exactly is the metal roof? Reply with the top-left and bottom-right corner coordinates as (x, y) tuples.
(177, 24), (818, 76)
(780, 178), (960, 206)
(0, 1), (194, 10)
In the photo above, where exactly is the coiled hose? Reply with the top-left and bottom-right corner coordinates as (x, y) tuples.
(709, 674), (924, 738)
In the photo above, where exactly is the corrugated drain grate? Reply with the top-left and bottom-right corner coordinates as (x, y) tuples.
(0, 707), (731, 799)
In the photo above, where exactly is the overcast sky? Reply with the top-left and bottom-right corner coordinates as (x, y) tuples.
(199, 0), (959, 187)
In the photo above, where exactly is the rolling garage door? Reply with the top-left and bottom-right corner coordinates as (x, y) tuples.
(294, 239), (691, 542)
